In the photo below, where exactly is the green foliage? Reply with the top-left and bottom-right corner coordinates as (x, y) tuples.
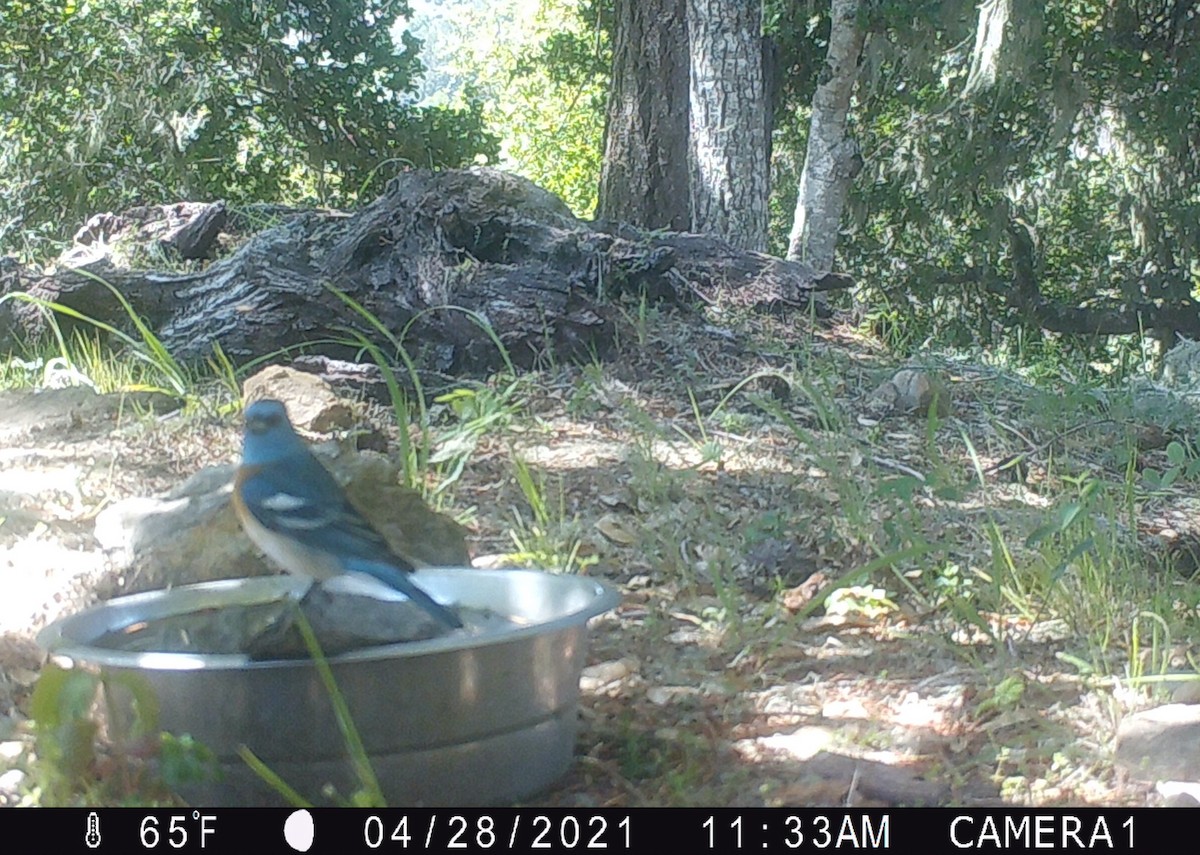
(1, 275), (203, 399)
(0, 0), (497, 254)
(976, 674), (1027, 717)
(325, 283), (520, 503)
(1142, 440), (1200, 491)
(508, 452), (596, 574)
(31, 663), (102, 799)
(767, 0), (1200, 367)
(157, 734), (218, 792)
(412, 0), (608, 216)
(500, 2), (609, 216)
(430, 383), (520, 495)
(30, 661), (205, 805)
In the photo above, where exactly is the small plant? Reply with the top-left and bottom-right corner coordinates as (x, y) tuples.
(613, 292), (658, 351)
(565, 360), (608, 417)
(975, 674), (1027, 719)
(0, 274), (195, 398)
(30, 663), (102, 803)
(205, 340), (245, 416)
(506, 453), (596, 574)
(325, 283), (519, 501)
(1142, 440), (1200, 492)
(157, 734), (218, 794)
(29, 660), (211, 805)
(824, 584), (897, 620)
(670, 388), (724, 468)
(1126, 611), (1173, 687)
(427, 380), (523, 500)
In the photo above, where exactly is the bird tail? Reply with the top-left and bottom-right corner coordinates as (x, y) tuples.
(350, 561), (464, 629)
(398, 577), (464, 629)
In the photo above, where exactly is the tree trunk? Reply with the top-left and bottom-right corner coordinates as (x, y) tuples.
(786, 0), (865, 271)
(962, 0), (1013, 98)
(686, 0), (770, 252)
(596, 0), (691, 231)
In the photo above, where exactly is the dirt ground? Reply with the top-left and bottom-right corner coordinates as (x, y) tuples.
(1, 311), (1189, 806)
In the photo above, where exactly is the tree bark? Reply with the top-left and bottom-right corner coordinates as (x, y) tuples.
(686, 0), (770, 252)
(786, 0), (865, 271)
(596, 0), (691, 232)
(962, 0), (1013, 98)
(0, 169), (844, 374)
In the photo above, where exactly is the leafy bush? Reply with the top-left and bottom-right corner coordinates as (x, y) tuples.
(0, 0), (498, 255)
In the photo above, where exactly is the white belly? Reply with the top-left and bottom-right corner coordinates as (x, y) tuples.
(239, 508), (340, 581)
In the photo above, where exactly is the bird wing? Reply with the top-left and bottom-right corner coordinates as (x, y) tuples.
(237, 454), (416, 572)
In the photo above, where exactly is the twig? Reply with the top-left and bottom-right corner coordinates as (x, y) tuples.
(869, 455), (927, 481)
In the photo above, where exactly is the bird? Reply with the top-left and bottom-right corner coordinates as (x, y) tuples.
(233, 398), (463, 629)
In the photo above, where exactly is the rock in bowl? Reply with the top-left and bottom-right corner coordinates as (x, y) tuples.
(36, 568), (620, 806)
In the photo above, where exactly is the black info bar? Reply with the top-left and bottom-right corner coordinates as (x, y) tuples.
(0, 807), (1170, 854)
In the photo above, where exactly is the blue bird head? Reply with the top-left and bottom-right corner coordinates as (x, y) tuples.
(242, 398), (304, 465)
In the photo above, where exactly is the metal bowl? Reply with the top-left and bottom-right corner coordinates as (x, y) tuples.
(37, 568), (619, 806)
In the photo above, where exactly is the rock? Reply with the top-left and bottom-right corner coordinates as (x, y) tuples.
(1162, 337), (1200, 391)
(0, 768), (25, 799)
(290, 355), (392, 401)
(244, 587), (452, 659)
(95, 448), (470, 593)
(646, 685), (701, 706)
(242, 365), (356, 433)
(1156, 781), (1200, 806)
(1154, 672), (1200, 705)
(580, 657), (638, 693)
(1127, 378), (1200, 436)
(330, 446), (473, 568)
(94, 463), (249, 591)
(1115, 704), (1200, 783)
(867, 368), (951, 418)
(95, 371), (470, 592)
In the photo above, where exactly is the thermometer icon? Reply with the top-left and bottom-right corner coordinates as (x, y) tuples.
(85, 811), (101, 848)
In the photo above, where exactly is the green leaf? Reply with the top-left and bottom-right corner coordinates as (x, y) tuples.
(31, 662), (98, 730)
(875, 475), (922, 500)
(30, 662), (101, 785)
(1025, 502), (1083, 547)
(102, 671), (161, 739)
(160, 733), (219, 789)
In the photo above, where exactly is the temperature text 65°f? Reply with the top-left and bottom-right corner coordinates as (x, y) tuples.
(139, 812), (218, 849)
